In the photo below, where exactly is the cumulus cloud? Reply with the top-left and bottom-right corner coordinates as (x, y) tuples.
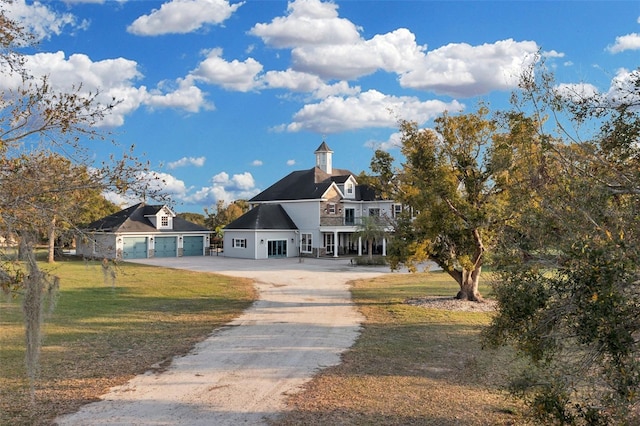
(167, 156), (207, 169)
(0, 51), (211, 127)
(285, 90), (464, 133)
(4, 0), (86, 41)
(146, 77), (213, 113)
(128, 0), (244, 36)
(262, 69), (360, 98)
(103, 170), (191, 207)
(291, 28), (427, 80)
(286, 159), (296, 166)
(251, 1), (537, 98)
(188, 171), (260, 205)
(252, 160), (263, 166)
(191, 48), (263, 92)
(364, 131), (403, 151)
(554, 82), (600, 103)
(607, 33), (640, 53)
(399, 39), (539, 97)
(249, 0), (361, 48)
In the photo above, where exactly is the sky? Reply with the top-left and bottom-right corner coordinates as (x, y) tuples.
(2, 0), (640, 213)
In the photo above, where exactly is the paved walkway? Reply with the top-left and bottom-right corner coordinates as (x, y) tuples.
(56, 256), (392, 426)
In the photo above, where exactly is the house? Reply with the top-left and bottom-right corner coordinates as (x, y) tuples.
(76, 203), (211, 259)
(223, 142), (397, 260)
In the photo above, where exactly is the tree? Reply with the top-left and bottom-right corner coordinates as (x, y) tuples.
(0, 11), (154, 400)
(484, 64), (640, 424)
(354, 215), (387, 261)
(204, 199), (249, 230)
(0, 152), (120, 263)
(177, 212), (206, 226)
(383, 107), (538, 301)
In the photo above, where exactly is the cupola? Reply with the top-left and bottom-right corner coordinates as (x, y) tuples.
(314, 141), (333, 174)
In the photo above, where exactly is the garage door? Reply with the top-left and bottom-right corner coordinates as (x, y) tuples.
(123, 237), (148, 259)
(155, 236), (177, 257)
(183, 236), (204, 256)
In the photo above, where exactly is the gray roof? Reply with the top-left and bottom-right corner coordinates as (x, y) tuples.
(250, 167), (354, 202)
(224, 204), (297, 230)
(84, 203), (209, 233)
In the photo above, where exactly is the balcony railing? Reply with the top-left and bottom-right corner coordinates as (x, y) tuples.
(320, 216), (391, 227)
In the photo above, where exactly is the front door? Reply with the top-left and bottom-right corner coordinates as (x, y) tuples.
(268, 240), (287, 258)
(324, 233), (334, 255)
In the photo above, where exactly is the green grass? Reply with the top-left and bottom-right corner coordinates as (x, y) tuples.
(0, 257), (256, 426)
(2, 260), (526, 425)
(276, 271), (527, 425)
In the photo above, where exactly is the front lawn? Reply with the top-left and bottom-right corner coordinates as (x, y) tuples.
(276, 271), (527, 425)
(0, 257), (256, 426)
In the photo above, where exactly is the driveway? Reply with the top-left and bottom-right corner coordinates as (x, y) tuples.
(56, 256), (392, 426)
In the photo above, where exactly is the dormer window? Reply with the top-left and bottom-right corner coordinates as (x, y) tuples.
(161, 216), (169, 227)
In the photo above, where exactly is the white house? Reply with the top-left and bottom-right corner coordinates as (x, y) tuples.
(223, 142), (397, 260)
(76, 203), (211, 259)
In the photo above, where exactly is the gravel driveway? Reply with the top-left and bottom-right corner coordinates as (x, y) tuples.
(55, 256), (390, 426)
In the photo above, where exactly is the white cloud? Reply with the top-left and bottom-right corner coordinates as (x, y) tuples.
(3, 0), (85, 41)
(286, 159), (296, 166)
(103, 170), (191, 207)
(188, 171), (260, 205)
(252, 160), (263, 166)
(399, 39), (539, 97)
(554, 83), (600, 103)
(607, 33), (640, 53)
(167, 156), (207, 169)
(291, 28), (426, 80)
(127, 0), (244, 36)
(0, 51), (211, 127)
(364, 131), (403, 151)
(191, 48), (263, 92)
(146, 77), (213, 113)
(285, 90), (464, 133)
(249, 0), (361, 48)
(262, 69), (360, 98)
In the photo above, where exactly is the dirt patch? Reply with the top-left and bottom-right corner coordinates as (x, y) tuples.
(405, 296), (497, 312)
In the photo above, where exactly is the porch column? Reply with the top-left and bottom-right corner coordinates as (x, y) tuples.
(333, 230), (339, 257)
(358, 236), (362, 256)
(382, 237), (387, 256)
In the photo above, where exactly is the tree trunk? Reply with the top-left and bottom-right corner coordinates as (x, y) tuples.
(47, 217), (56, 263)
(367, 239), (373, 260)
(456, 266), (482, 301)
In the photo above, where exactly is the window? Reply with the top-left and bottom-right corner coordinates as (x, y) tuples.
(328, 203), (336, 214)
(301, 233), (312, 253)
(369, 208), (380, 217)
(232, 238), (247, 248)
(393, 204), (402, 218)
(161, 216), (169, 227)
(346, 183), (353, 194)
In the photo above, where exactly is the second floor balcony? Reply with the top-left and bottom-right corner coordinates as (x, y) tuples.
(320, 215), (391, 227)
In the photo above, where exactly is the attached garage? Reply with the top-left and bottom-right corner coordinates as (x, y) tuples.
(154, 236), (177, 257)
(183, 236), (204, 256)
(123, 237), (148, 259)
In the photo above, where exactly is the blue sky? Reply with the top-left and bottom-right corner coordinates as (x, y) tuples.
(4, 0), (640, 213)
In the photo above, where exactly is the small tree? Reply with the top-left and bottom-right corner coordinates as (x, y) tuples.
(383, 107), (538, 301)
(354, 215), (387, 261)
(0, 11), (155, 400)
(484, 64), (640, 424)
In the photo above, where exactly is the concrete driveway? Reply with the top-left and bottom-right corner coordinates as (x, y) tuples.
(56, 256), (392, 426)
